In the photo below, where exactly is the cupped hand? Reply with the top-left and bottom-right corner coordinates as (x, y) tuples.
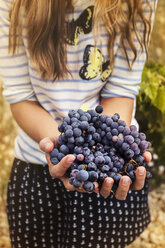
(39, 137), (152, 199)
(100, 151), (152, 200)
(39, 137), (99, 193)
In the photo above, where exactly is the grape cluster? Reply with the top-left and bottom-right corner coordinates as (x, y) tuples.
(50, 105), (152, 193)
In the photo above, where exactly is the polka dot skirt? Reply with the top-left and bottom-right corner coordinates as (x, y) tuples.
(7, 158), (150, 248)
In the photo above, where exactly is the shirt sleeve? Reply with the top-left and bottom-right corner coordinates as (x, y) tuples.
(0, 0), (37, 104)
(101, 0), (158, 99)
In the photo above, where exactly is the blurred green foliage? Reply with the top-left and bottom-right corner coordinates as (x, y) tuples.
(136, 61), (165, 188)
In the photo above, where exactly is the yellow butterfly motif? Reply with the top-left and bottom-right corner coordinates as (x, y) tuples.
(79, 45), (112, 82)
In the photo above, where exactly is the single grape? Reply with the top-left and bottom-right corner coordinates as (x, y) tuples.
(65, 128), (73, 138)
(88, 171), (99, 182)
(58, 123), (64, 132)
(83, 181), (95, 193)
(77, 109), (84, 116)
(114, 174), (122, 183)
(70, 169), (79, 178)
(130, 125), (137, 131)
(88, 109), (98, 117)
(80, 121), (89, 130)
(123, 126), (131, 136)
(124, 149), (134, 159)
(100, 114), (107, 123)
(75, 136), (84, 146)
(118, 125), (124, 133)
(101, 123), (107, 131)
(121, 143), (130, 151)
(108, 172), (115, 179)
(71, 117), (78, 123)
(112, 129), (119, 136)
(98, 172), (108, 182)
(57, 152), (65, 160)
(125, 135), (134, 144)
(87, 126), (96, 134)
(71, 122), (80, 129)
(116, 138), (124, 147)
(95, 105), (103, 113)
(73, 128), (82, 137)
(131, 142), (138, 151)
(68, 136), (75, 144)
(135, 155), (144, 164)
(88, 162), (97, 171)
(59, 145), (69, 155)
(134, 138), (141, 145)
(77, 154), (84, 161)
(83, 147), (91, 156)
(50, 148), (59, 158)
(139, 132), (146, 141)
(112, 113), (120, 122)
(50, 157), (59, 165)
(131, 130), (139, 138)
(85, 154), (95, 163)
(112, 136), (118, 143)
(128, 171), (136, 179)
(104, 155), (111, 164)
(76, 170), (89, 182)
(95, 156), (105, 165)
(126, 163), (134, 172)
(80, 115), (88, 122)
(106, 117), (113, 126)
(111, 122), (118, 129)
(73, 179), (82, 188)
(134, 148), (140, 155)
(93, 133), (101, 142)
(101, 165), (110, 172)
(106, 132), (112, 140)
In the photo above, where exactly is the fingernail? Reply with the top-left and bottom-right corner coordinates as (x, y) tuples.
(105, 179), (112, 186)
(139, 167), (145, 175)
(122, 177), (129, 185)
(45, 143), (52, 150)
(67, 156), (75, 163)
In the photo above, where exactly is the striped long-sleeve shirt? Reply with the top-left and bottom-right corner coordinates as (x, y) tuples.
(0, 0), (157, 164)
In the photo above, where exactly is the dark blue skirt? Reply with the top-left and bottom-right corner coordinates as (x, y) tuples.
(7, 158), (150, 248)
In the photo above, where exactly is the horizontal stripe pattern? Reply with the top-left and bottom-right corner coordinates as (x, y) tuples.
(0, 0), (157, 164)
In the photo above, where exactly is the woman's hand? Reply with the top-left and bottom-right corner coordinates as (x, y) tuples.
(100, 151), (152, 200)
(39, 137), (151, 199)
(39, 137), (100, 193)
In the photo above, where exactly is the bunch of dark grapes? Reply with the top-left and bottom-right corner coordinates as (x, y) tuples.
(50, 105), (152, 193)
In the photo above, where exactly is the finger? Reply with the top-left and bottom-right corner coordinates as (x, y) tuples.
(142, 151), (152, 163)
(39, 136), (58, 153)
(115, 176), (130, 201)
(100, 177), (114, 198)
(130, 166), (146, 191)
(48, 154), (75, 178)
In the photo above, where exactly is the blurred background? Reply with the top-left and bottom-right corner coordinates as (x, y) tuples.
(0, 1), (165, 247)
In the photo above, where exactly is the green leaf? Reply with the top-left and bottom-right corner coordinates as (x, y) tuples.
(153, 87), (165, 113)
(143, 84), (158, 101)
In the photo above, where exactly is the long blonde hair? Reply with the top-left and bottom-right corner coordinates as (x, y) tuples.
(9, 0), (154, 80)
